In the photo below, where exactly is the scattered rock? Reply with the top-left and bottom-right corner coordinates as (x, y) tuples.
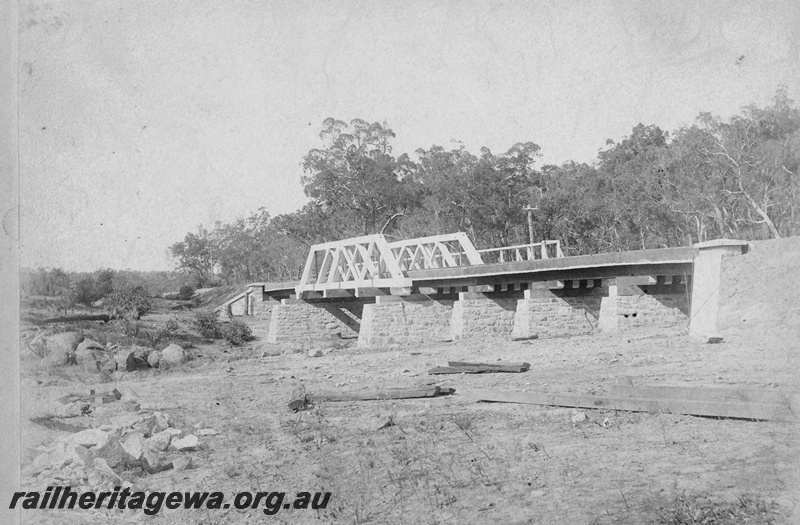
(376, 417), (394, 431)
(125, 347), (152, 372)
(164, 428), (182, 436)
(570, 412), (588, 424)
(65, 428), (111, 449)
(147, 351), (161, 368)
(92, 436), (135, 469)
(171, 434), (199, 451)
(107, 414), (143, 432)
(145, 431), (172, 452)
(113, 352), (130, 372)
(307, 348), (324, 358)
(92, 457), (124, 483)
(120, 432), (146, 460)
(195, 428), (217, 436)
(172, 456), (193, 471)
(132, 415), (157, 436)
(153, 412), (170, 432)
(142, 449), (172, 474)
(705, 335), (724, 344)
(161, 344), (188, 367)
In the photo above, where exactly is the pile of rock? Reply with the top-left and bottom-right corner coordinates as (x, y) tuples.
(27, 331), (190, 374)
(24, 410), (206, 492)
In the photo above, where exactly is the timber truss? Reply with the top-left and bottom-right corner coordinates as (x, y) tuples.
(295, 232), (563, 297)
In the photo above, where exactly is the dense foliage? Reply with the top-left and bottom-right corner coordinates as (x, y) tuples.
(221, 319), (253, 346)
(106, 286), (153, 320)
(168, 89), (799, 285)
(192, 310), (223, 339)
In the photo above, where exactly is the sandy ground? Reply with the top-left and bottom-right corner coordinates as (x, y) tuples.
(18, 320), (800, 524)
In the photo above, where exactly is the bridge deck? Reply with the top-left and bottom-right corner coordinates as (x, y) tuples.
(255, 246), (696, 299)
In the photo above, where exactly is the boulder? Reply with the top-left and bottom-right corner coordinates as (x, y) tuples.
(161, 344), (188, 367)
(43, 332), (82, 366)
(76, 339), (104, 353)
(75, 345), (108, 371)
(125, 347), (152, 372)
(147, 351), (161, 368)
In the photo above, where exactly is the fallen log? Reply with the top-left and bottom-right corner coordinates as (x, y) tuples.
(470, 388), (797, 421)
(448, 361), (530, 370)
(429, 364), (529, 375)
(38, 314), (112, 324)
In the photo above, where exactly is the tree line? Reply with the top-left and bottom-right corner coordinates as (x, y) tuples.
(167, 88), (798, 286)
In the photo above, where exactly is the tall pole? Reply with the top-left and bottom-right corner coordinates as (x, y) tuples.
(523, 206), (537, 244)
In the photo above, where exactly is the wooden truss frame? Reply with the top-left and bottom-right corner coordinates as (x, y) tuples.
(295, 232), (564, 296)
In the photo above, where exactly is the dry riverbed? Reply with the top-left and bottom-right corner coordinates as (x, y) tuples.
(19, 322), (800, 524)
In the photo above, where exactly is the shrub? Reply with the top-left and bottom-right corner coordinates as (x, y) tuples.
(113, 319), (140, 338)
(164, 316), (181, 333)
(221, 320), (253, 346)
(107, 286), (152, 320)
(177, 284), (196, 301)
(193, 310), (222, 339)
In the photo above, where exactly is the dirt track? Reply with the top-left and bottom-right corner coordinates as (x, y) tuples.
(20, 324), (799, 524)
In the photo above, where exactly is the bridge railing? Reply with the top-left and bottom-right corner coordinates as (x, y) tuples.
(477, 240), (564, 264)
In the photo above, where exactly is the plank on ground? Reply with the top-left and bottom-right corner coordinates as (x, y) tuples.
(610, 384), (799, 409)
(448, 361), (531, 370)
(429, 365), (528, 375)
(469, 389), (796, 421)
(312, 386), (454, 402)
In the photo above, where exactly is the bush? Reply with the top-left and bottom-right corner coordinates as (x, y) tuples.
(177, 284), (196, 301)
(221, 320), (253, 346)
(193, 310), (222, 339)
(107, 286), (152, 320)
(164, 316), (181, 333)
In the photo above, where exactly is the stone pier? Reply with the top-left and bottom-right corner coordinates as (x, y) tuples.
(267, 300), (363, 344)
(598, 276), (690, 333)
(512, 281), (604, 340)
(449, 292), (519, 340)
(357, 295), (454, 347)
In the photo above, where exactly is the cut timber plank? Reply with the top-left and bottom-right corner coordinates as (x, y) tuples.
(610, 385), (800, 409)
(311, 386), (454, 403)
(470, 389), (796, 421)
(448, 361), (531, 370)
(430, 365), (528, 375)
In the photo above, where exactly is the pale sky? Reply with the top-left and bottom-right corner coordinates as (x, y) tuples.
(18, 0), (800, 271)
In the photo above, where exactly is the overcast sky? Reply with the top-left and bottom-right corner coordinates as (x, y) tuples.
(19, 0), (800, 271)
